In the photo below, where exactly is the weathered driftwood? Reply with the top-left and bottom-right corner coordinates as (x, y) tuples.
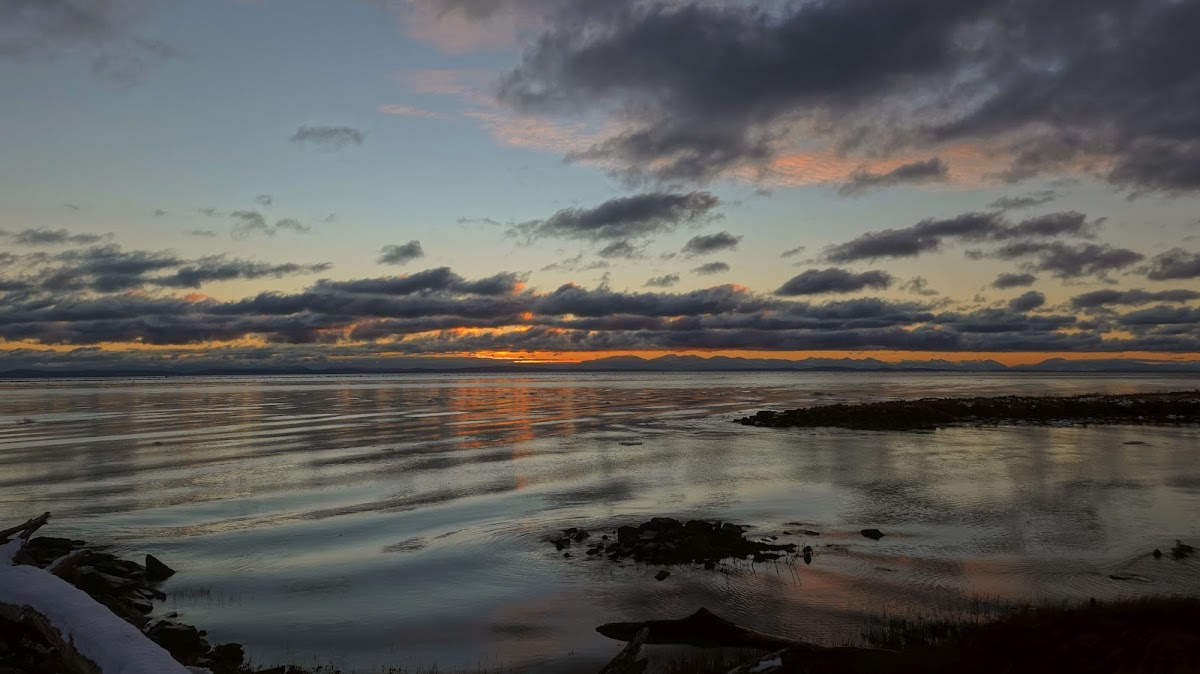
(0, 511), (51, 541)
(598, 626), (650, 674)
(597, 608), (893, 672)
(598, 607), (809, 651)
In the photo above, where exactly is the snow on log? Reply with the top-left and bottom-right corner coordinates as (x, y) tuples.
(1, 518), (191, 674)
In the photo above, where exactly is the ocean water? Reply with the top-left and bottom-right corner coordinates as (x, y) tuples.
(1, 372), (1198, 672)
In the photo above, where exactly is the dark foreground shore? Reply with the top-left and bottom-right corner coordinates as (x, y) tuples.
(737, 390), (1200, 431)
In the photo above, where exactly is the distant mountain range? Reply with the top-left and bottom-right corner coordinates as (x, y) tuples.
(2, 355), (1199, 378)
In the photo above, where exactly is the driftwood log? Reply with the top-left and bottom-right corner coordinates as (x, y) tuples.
(598, 626), (650, 674)
(596, 608), (894, 673)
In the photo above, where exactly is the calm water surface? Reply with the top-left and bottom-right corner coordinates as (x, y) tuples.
(1, 373), (1199, 671)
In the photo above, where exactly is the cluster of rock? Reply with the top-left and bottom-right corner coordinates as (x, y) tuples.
(737, 391), (1200, 431)
(549, 518), (798, 570)
(2, 536), (297, 674)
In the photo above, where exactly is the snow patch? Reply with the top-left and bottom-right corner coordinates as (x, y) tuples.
(1, 547), (189, 674)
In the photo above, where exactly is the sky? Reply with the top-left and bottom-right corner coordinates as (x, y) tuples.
(2, 0), (1200, 370)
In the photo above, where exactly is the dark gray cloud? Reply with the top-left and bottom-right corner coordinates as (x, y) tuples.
(691, 262), (730, 276)
(776, 268), (893, 296)
(379, 241), (425, 266)
(0, 244), (330, 295)
(780, 245), (806, 259)
(5, 258), (1200, 355)
(185, 229), (217, 238)
(1070, 288), (1200, 311)
(1145, 249), (1200, 281)
(825, 212), (1002, 262)
(152, 209), (168, 217)
(289, 125), (366, 151)
(491, 0), (1200, 193)
(7, 228), (105, 246)
(987, 190), (1060, 211)
(826, 210), (1097, 263)
(512, 192), (720, 241)
(643, 274), (680, 288)
(681, 231), (742, 256)
(1007, 290), (1046, 313)
(836, 158), (949, 196)
(989, 241), (1145, 280)
(992, 272), (1038, 289)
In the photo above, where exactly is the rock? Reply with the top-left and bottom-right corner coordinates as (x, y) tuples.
(861, 529), (885, 541)
(553, 538), (569, 551)
(617, 525), (639, 542)
(145, 621), (212, 665)
(802, 530), (821, 536)
(145, 554), (176, 582)
(802, 546), (813, 565)
(1172, 540), (1194, 560)
(655, 570), (670, 581)
(1153, 548), (1163, 559)
(209, 643), (245, 670)
(639, 529), (659, 541)
(572, 530), (591, 542)
(563, 553), (571, 558)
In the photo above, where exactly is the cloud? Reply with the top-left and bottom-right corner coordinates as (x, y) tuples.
(255, 194), (273, 207)
(185, 229), (217, 238)
(825, 212), (1003, 262)
(901, 276), (940, 297)
(511, 191), (720, 241)
(539, 253), (609, 273)
(776, 268), (893, 296)
(9, 228), (105, 246)
(0, 0), (175, 83)
(987, 190), (1060, 211)
(0, 244), (332, 295)
(1007, 290), (1046, 313)
(289, 125), (366, 151)
(481, 0), (1200, 193)
(152, 209), (168, 217)
(643, 274), (680, 288)
(1070, 288), (1200, 311)
(597, 240), (642, 259)
(992, 272), (1038, 289)
(689, 262), (730, 276)
(836, 158), (949, 196)
(6, 258), (1200, 355)
(1145, 249), (1200, 281)
(231, 211), (311, 238)
(989, 241), (1145, 280)
(681, 231), (742, 257)
(156, 259), (333, 289)
(378, 104), (444, 119)
(825, 210), (1096, 263)
(780, 245), (806, 259)
(379, 241), (426, 266)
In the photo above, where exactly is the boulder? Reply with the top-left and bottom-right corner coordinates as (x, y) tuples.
(861, 529), (885, 541)
(145, 554), (176, 582)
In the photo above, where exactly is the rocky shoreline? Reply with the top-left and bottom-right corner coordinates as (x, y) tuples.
(737, 390), (1200, 431)
(1, 535), (305, 674)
